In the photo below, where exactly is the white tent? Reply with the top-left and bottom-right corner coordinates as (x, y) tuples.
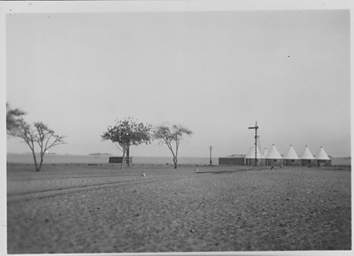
(245, 145), (263, 159)
(284, 145), (299, 160)
(317, 147), (330, 160)
(262, 148), (269, 159)
(301, 145), (315, 160)
(266, 144), (282, 159)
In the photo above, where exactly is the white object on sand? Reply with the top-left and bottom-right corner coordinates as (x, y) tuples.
(266, 144), (282, 159)
(316, 146), (330, 160)
(245, 145), (263, 159)
(284, 145), (299, 160)
(301, 145), (315, 160)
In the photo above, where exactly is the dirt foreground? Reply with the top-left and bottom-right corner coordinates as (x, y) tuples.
(7, 164), (351, 253)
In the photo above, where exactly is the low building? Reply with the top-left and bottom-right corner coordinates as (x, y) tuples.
(109, 156), (133, 164)
(331, 157), (350, 166)
(218, 154), (245, 165)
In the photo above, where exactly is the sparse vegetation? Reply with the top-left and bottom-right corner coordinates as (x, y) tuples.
(6, 103), (25, 134)
(153, 125), (192, 169)
(102, 118), (152, 167)
(14, 121), (65, 172)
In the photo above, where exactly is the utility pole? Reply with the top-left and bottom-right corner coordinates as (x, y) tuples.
(209, 145), (213, 166)
(248, 121), (259, 166)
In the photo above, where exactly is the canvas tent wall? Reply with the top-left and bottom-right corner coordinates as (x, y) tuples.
(316, 147), (331, 166)
(245, 145), (264, 166)
(263, 148), (269, 160)
(301, 145), (316, 166)
(259, 148), (269, 166)
(284, 145), (301, 166)
(265, 144), (283, 166)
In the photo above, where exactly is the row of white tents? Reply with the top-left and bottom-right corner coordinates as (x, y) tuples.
(245, 144), (330, 160)
(245, 144), (331, 166)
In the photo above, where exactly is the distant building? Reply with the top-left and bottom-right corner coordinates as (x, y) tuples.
(218, 154), (245, 165)
(219, 144), (333, 168)
(331, 157), (351, 166)
(109, 156), (132, 164)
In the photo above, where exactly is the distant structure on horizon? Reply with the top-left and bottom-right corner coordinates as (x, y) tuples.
(219, 145), (333, 167)
(219, 122), (335, 167)
(89, 153), (112, 156)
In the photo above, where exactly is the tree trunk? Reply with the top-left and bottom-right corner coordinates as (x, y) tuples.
(173, 156), (178, 169)
(126, 146), (130, 167)
(174, 145), (178, 169)
(38, 153), (44, 172)
(121, 147), (126, 169)
(31, 150), (39, 172)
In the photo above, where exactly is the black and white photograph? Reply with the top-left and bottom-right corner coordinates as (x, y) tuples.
(1, 1), (352, 255)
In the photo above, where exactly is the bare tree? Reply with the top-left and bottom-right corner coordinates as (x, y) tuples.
(6, 103), (25, 134)
(102, 118), (152, 168)
(12, 120), (65, 172)
(153, 125), (192, 169)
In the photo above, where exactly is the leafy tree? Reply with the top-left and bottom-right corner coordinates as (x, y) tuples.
(6, 103), (25, 134)
(12, 120), (65, 172)
(102, 118), (152, 167)
(153, 125), (192, 169)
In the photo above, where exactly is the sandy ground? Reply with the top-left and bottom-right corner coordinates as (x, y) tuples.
(7, 163), (351, 253)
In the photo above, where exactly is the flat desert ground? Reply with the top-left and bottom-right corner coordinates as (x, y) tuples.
(7, 163), (351, 253)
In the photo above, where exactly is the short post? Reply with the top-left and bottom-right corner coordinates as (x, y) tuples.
(209, 145), (213, 166)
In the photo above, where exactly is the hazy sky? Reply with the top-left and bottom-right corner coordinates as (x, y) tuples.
(6, 11), (350, 157)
